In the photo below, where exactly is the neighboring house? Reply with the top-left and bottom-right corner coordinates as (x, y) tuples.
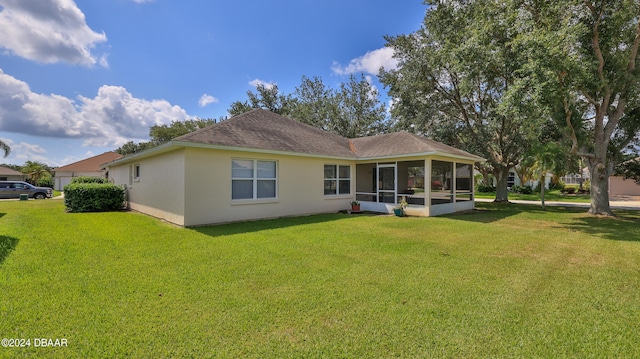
(106, 109), (484, 227)
(486, 169), (552, 189)
(0, 166), (24, 181)
(562, 163), (640, 196)
(609, 176), (640, 196)
(53, 152), (123, 190)
(610, 158), (640, 196)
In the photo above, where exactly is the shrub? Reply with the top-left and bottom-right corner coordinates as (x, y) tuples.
(511, 185), (533, 194)
(549, 180), (565, 191)
(477, 183), (496, 192)
(63, 183), (126, 212)
(71, 176), (108, 184)
(38, 177), (54, 188)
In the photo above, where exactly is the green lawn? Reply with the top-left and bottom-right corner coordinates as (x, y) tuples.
(475, 189), (591, 202)
(1, 200), (640, 358)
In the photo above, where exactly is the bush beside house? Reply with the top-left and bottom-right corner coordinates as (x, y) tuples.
(64, 180), (126, 212)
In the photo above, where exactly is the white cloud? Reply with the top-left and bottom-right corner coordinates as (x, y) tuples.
(249, 79), (275, 90)
(0, 0), (108, 66)
(131, 0), (156, 3)
(332, 47), (398, 76)
(0, 69), (191, 147)
(78, 85), (191, 146)
(0, 137), (49, 164)
(198, 94), (219, 107)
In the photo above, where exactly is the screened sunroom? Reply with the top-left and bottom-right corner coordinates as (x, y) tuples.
(354, 157), (476, 216)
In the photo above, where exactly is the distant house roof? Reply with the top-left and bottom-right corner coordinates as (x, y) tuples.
(109, 109), (484, 165)
(0, 166), (22, 176)
(54, 152), (123, 172)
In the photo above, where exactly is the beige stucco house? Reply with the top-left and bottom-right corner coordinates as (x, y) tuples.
(53, 152), (123, 190)
(106, 109), (484, 226)
(0, 166), (24, 181)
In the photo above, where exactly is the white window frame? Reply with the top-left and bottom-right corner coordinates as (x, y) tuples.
(231, 159), (278, 201)
(134, 164), (141, 182)
(324, 164), (351, 196)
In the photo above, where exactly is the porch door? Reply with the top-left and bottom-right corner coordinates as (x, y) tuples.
(378, 165), (396, 203)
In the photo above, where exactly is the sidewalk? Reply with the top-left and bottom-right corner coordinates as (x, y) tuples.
(475, 197), (640, 210)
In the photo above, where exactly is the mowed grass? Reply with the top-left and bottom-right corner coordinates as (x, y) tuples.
(1, 200), (640, 358)
(475, 189), (591, 202)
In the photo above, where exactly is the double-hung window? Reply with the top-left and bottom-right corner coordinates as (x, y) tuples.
(232, 159), (277, 200)
(324, 165), (351, 195)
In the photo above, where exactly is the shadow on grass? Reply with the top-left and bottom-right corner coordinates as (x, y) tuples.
(0, 235), (19, 266)
(450, 203), (640, 242)
(191, 212), (358, 238)
(561, 210), (640, 242)
(444, 202), (528, 223)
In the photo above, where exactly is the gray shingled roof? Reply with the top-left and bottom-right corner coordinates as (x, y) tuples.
(175, 109), (355, 158)
(173, 109), (483, 161)
(351, 131), (485, 160)
(0, 166), (22, 176)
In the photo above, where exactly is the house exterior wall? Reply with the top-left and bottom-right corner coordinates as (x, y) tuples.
(182, 148), (354, 226)
(110, 149), (186, 225)
(0, 174), (22, 181)
(609, 176), (640, 196)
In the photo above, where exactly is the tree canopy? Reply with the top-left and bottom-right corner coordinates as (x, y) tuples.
(382, 0), (640, 212)
(115, 118), (217, 155)
(381, 0), (540, 202)
(227, 74), (388, 138)
(512, 0), (640, 215)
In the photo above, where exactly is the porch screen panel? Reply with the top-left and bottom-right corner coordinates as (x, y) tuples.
(456, 163), (473, 202)
(431, 160), (453, 205)
(378, 167), (395, 203)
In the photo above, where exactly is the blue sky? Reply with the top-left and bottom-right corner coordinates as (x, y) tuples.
(0, 0), (425, 167)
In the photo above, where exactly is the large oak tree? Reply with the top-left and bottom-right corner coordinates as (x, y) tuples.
(381, 0), (539, 202)
(516, 0), (640, 215)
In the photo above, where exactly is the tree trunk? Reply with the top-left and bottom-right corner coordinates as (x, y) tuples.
(588, 159), (613, 216)
(494, 167), (510, 202)
(540, 173), (546, 210)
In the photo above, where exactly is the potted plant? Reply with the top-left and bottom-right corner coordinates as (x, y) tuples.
(350, 200), (361, 212)
(394, 196), (408, 217)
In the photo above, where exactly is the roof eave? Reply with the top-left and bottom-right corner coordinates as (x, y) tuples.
(105, 142), (486, 167)
(106, 140), (358, 166)
(355, 151), (486, 162)
(174, 141), (357, 160)
(104, 142), (181, 167)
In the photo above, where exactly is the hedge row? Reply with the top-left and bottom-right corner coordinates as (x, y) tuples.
(64, 183), (126, 212)
(71, 176), (108, 184)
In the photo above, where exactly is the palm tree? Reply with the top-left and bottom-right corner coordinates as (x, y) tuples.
(530, 143), (564, 210)
(21, 161), (50, 185)
(0, 139), (10, 158)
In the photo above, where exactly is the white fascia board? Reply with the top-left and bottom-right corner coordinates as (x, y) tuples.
(103, 142), (181, 167)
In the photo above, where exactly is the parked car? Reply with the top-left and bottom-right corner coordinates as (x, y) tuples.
(0, 181), (53, 199)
